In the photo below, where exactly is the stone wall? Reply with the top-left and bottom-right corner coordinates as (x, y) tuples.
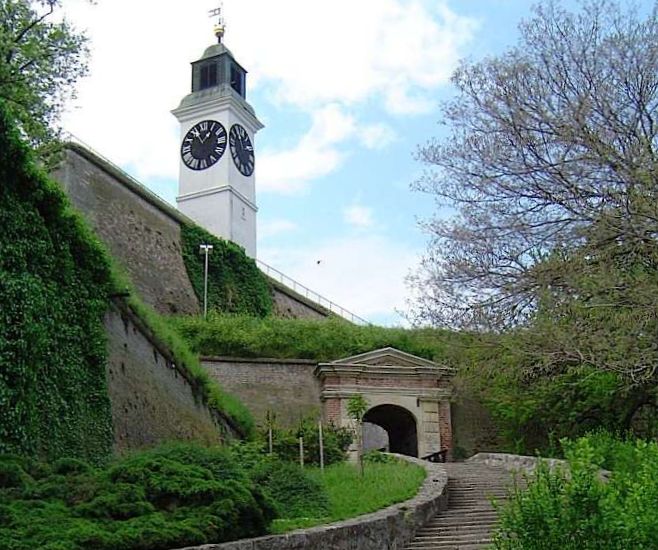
(468, 452), (611, 481)
(53, 145), (200, 315)
(451, 383), (504, 458)
(268, 278), (332, 320)
(106, 300), (238, 453)
(174, 455), (449, 550)
(201, 357), (322, 427)
(52, 143), (333, 321)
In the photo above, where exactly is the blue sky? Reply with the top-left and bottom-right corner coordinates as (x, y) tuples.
(60, 0), (592, 325)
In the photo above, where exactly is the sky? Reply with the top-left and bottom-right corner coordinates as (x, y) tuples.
(57, 0), (556, 326)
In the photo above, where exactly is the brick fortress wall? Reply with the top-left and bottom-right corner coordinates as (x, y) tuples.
(106, 300), (239, 452)
(202, 357), (323, 427)
(52, 144), (332, 320)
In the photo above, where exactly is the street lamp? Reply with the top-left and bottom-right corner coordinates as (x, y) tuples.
(199, 244), (214, 318)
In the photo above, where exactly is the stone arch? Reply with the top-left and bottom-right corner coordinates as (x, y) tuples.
(363, 404), (418, 457)
(316, 347), (455, 460)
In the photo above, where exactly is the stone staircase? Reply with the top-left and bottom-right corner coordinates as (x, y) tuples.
(405, 462), (517, 550)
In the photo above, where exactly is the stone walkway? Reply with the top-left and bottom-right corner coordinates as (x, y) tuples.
(404, 462), (518, 550)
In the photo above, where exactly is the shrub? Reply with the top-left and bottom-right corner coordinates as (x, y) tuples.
(253, 460), (329, 520)
(494, 435), (658, 549)
(363, 450), (396, 464)
(227, 442), (330, 522)
(0, 443), (276, 550)
(265, 421), (353, 467)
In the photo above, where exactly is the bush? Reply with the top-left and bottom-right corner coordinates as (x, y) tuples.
(0, 443), (276, 550)
(494, 435), (658, 549)
(253, 460), (329, 520)
(226, 442), (330, 522)
(266, 421), (353, 467)
(363, 450), (396, 464)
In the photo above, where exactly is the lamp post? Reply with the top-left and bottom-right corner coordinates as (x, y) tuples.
(199, 244), (213, 318)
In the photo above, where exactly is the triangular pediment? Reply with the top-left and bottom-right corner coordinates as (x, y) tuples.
(330, 347), (439, 369)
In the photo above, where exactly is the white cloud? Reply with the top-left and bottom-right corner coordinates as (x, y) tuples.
(260, 234), (421, 324)
(226, 0), (477, 113)
(259, 218), (298, 239)
(358, 123), (396, 150)
(343, 204), (375, 229)
(258, 104), (355, 193)
(58, 0), (476, 188)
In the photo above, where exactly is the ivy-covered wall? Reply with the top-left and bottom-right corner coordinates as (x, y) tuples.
(181, 224), (272, 317)
(0, 104), (114, 463)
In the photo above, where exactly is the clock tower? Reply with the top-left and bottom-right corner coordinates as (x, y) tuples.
(172, 14), (263, 257)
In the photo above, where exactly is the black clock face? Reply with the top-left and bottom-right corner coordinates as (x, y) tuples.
(229, 124), (255, 176)
(181, 120), (227, 171)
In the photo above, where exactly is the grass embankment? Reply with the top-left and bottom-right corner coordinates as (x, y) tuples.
(271, 459), (427, 534)
(170, 313), (465, 362)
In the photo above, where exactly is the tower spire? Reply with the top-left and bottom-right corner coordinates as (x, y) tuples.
(209, 4), (225, 43)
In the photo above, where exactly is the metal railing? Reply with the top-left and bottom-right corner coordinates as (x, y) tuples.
(256, 259), (370, 325)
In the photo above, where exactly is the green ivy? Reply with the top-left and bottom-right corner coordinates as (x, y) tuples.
(181, 224), (272, 317)
(0, 101), (114, 464)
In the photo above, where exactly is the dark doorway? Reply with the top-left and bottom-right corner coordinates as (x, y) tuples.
(363, 404), (418, 457)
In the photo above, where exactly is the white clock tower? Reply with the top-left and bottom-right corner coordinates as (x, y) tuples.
(172, 13), (263, 257)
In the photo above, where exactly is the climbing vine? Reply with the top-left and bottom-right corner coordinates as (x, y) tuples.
(0, 102), (114, 463)
(181, 223), (273, 317)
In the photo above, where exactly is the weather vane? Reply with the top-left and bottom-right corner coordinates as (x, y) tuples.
(209, 3), (226, 43)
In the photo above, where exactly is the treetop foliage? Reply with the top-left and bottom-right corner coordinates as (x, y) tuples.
(0, 0), (88, 154)
(412, 0), (658, 331)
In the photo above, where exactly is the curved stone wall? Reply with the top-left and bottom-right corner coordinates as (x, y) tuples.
(174, 455), (448, 550)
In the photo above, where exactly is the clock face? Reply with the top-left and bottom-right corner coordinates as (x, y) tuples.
(229, 124), (255, 176)
(181, 120), (227, 171)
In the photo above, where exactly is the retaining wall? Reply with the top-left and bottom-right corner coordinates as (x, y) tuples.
(106, 300), (240, 453)
(201, 357), (322, 427)
(52, 144), (332, 321)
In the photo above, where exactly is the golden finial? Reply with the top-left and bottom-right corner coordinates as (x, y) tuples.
(209, 4), (225, 43)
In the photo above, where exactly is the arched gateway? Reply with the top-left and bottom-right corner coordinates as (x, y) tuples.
(315, 347), (455, 460)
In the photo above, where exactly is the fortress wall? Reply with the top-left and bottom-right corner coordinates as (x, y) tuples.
(53, 146), (200, 315)
(202, 357), (323, 427)
(451, 396), (504, 458)
(52, 144), (331, 321)
(268, 278), (333, 320)
(106, 301), (238, 453)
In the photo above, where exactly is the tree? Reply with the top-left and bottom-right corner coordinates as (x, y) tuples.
(0, 0), (88, 156)
(347, 394), (369, 475)
(411, 0), (658, 333)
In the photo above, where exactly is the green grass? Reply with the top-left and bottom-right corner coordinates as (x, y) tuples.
(270, 459), (426, 534)
(170, 313), (465, 363)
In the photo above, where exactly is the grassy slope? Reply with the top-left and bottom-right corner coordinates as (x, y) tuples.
(170, 313), (467, 363)
(270, 459), (427, 533)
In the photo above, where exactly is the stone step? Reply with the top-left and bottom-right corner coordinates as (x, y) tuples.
(406, 537), (492, 549)
(422, 519), (499, 530)
(403, 463), (516, 550)
(415, 528), (494, 539)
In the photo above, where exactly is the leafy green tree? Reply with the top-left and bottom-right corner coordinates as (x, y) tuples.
(0, 0), (89, 155)
(411, 0), (658, 443)
(411, 0), (658, 332)
(347, 394), (369, 475)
